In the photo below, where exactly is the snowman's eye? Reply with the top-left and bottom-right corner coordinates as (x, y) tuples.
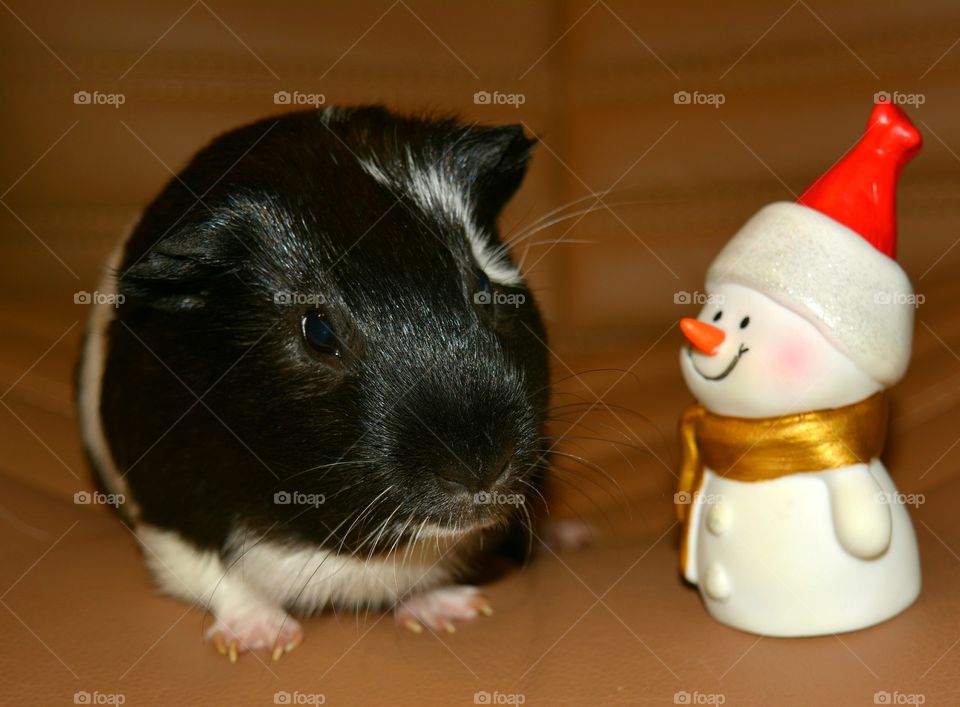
(740, 316), (750, 329)
(712, 311), (722, 322)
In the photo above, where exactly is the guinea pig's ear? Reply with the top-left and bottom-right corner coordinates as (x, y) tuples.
(458, 124), (536, 227)
(119, 223), (237, 308)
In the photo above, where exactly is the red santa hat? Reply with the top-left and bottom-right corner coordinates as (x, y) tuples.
(706, 103), (922, 385)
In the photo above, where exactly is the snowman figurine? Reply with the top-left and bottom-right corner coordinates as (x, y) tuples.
(676, 103), (923, 636)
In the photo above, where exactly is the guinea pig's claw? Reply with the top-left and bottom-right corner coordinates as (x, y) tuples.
(395, 585), (492, 635)
(212, 633), (228, 656)
(399, 617), (424, 634)
(205, 610), (303, 662)
(271, 632), (303, 662)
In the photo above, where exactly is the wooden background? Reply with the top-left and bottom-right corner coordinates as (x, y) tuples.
(2, 0), (959, 514)
(4, 4), (960, 705)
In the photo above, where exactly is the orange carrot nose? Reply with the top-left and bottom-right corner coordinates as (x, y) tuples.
(680, 317), (725, 355)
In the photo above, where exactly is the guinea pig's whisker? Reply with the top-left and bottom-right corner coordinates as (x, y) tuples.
(279, 501), (389, 627)
(522, 238), (596, 249)
(364, 503), (403, 561)
(334, 486), (394, 557)
(544, 417), (642, 445)
(546, 465), (620, 519)
(503, 189), (638, 245)
(505, 198), (654, 269)
(507, 200), (643, 248)
(393, 514), (419, 584)
(546, 398), (661, 435)
(405, 517), (429, 565)
(545, 433), (643, 471)
(518, 478), (549, 512)
(551, 367), (645, 387)
(533, 471), (600, 523)
(284, 458), (376, 481)
(504, 190), (612, 238)
(540, 448), (630, 503)
(521, 501), (536, 559)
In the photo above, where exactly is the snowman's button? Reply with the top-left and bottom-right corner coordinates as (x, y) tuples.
(704, 563), (731, 602)
(706, 501), (731, 536)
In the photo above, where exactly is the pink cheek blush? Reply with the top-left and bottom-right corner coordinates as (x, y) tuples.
(771, 340), (817, 382)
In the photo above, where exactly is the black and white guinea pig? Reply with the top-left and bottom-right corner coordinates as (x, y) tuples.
(76, 105), (557, 660)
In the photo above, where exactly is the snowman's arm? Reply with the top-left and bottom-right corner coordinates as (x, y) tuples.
(823, 463), (891, 559)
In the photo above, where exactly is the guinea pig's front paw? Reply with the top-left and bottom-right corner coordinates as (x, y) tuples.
(395, 585), (492, 634)
(205, 608), (303, 663)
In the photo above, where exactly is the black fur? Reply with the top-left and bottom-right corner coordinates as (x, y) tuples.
(94, 106), (549, 562)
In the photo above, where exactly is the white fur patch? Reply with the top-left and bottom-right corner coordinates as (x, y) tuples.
(359, 149), (524, 287)
(136, 523), (473, 615)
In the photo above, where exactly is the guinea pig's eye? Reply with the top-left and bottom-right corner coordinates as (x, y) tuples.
(301, 311), (340, 358)
(474, 268), (494, 306)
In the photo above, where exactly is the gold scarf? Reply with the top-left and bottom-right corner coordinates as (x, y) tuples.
(676, 391), (888, 572)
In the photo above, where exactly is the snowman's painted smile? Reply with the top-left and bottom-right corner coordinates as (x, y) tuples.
(689, 343), (749, 381)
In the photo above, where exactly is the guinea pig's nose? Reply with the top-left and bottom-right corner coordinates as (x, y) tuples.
(680, 317), (725, 356)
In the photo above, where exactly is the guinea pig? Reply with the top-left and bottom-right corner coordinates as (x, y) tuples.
(76, 105), (556, 661)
